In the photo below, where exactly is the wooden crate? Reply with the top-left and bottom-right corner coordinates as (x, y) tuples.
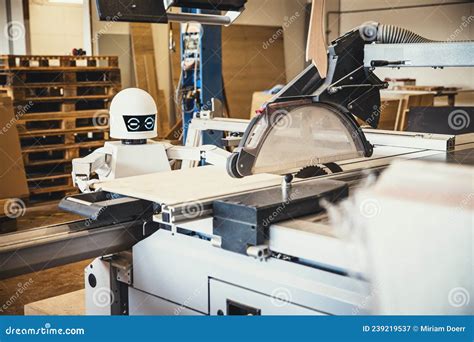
(0, 55), (121, 202)
(0, 69), (121, 87)
(3, 82), (120, 100)
(22, 140), (105, 166)
(0, 55), (118, 69)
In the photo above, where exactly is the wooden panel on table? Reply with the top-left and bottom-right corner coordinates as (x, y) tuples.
(96, 165), (282, 206)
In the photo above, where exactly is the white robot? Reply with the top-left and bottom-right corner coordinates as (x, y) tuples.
(72, 88), (229, 192)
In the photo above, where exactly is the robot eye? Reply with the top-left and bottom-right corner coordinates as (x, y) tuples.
(126, 118), (141, 131)
(144, 117), (155, 130)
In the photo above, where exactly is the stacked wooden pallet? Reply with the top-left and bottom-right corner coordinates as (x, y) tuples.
(0, 55), (121, 202)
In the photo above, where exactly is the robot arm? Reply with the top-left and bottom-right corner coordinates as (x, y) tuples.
(72, 147), (112, 193)
(166, 145), (230, 168)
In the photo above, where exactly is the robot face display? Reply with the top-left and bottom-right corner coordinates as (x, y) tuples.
(109, 88), (159, 140)
(123, 114), (156, 132)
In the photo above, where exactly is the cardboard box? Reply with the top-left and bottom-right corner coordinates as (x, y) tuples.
(0, 94), (29, 200)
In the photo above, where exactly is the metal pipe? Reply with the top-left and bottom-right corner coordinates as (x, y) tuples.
(326, 1), (470, 42)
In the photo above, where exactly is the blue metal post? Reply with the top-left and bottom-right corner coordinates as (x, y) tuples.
(180, 8), (224, 147)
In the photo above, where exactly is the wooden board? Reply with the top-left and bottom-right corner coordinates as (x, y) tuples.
(96, 165), (282, 206)
(306, 0), (328, 78)
(378, 99), (402, 130)
(130, 23), (170, 137)
(381, 90), (435, 131)
(171, 24), (286, 119)
(0, 95), (29, 199)
(25, 289), (85, 315)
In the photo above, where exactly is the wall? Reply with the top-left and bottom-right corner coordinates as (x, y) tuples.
(89, 0), (129, 52)
(338, 0), (474, 89)
(29, 0), (84, 55)
(0, 0), (28, 54)
(236, 0), (308, 80)
(0, 0), (9, 54)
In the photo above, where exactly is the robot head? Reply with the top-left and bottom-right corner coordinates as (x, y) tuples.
(109, 88), (158, 141)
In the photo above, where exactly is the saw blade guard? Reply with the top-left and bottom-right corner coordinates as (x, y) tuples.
(227, 99), (373, 178)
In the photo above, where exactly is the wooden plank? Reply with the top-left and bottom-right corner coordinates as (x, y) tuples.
(381, 90), (435, 131)
(25, 289), (85, 315)
(22, 140), (105, 153)
(223, 25), (286, 119)
(18, 109), (104, 121)
(378, 99), (402, 130)
(27, 173), (71, 182)
(19, 127), (108, 137)
(130, 23), (170, 137)
(2, 66), (119, 72)
(1, 81), (118, 88)
(19, 95), (112, 102)
(96, 165), (282, 206)
(1, 55), (118, 69)
(306, 0), (328, 78)
(29, 185), (76, 195)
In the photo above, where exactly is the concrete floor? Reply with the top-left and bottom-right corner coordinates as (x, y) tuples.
(0, 201), (90, 315)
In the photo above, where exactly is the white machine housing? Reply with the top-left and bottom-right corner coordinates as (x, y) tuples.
(83, 124), (474, 316)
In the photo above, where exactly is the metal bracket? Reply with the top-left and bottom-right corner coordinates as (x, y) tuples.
(109, 252), (133, 286)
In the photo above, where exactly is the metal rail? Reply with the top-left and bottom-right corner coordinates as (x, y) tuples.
(0, 220), (146, 280)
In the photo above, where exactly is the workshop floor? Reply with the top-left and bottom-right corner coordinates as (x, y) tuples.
(0, 201), (90, 315)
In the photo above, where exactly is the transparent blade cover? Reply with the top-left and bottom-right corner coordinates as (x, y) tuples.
(228, 100), (373, 177)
